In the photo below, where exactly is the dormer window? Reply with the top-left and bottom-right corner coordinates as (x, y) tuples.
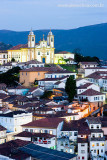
(97, 125), (99, 129)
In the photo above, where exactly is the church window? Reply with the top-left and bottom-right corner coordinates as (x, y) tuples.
(32, 37), (34, 41)
(47, 52), (49, 55)
(51, 38), (53, 42)
(38, 52), (40, 55)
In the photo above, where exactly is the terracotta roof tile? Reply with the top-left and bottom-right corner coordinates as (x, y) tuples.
(22, 117), (64, 128)
(78, 89), (104, 96)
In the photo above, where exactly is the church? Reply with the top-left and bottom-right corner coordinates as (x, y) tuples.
(7, 29), (75, 64)
(8, 29), (55, 64)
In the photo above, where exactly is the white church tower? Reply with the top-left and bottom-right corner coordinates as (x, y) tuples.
(47, 29), (54, 48)
(28, 29), (35, 48)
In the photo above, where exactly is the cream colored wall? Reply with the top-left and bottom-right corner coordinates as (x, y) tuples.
(20, 71), (48, 87)
(54, 53), (74, 64)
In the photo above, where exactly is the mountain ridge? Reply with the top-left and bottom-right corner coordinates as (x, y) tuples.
(0, 23), (107, 59)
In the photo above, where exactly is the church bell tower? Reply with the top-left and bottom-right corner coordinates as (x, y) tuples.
(28, 29), (35, 48)
(47, 29), (54, 48)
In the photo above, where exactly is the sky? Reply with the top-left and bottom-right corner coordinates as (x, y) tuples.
(0, 0), (107, 31)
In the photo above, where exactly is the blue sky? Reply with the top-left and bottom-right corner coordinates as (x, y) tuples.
(0, 0), (107, 31)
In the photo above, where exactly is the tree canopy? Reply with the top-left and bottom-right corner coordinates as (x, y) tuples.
(65, 75), (76, 102)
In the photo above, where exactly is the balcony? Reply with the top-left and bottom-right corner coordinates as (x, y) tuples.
(34, 140), (51, 145)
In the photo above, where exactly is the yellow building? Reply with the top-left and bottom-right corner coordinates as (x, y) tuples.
(8, 29), (55, 64)
(54, 51), (74, 64)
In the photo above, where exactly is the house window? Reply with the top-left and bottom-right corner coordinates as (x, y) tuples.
(91, 125), (94, 129)
(70, 149), (73, 153)
(82, 157), (84, 159)
(50, 130), (53, 134)
(35, 129), (38, 133)
(92, 134), (95, 138)
(47, 52), (49, 55)
(26, 72), (27, 76)
(101, 149), (103, 153)
(92, 143), (95, 147)
(44, 130), (48, 133)
(97, 143), (99, 146)
(40, 129), (43, 133)
(30, 129), (33, 133)
(38, 72), (40, 76)
(99, 134), (101, 137)
(81, 144), (85, 147)
(97, 125), (99, 129)
(101, 143), (104, 146)
(94, 150), (96, 153)
(22, 72), (23, 75)
(25, 129), (28, 132)
(81, 150), (85, 154)
(69, 132), (72, 136)
(74, 132), (77, 136)
(38, 52), (40, 55)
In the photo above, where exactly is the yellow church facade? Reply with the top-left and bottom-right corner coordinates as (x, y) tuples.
(8, 30), (55, 64)
(7, 29), (74, 64)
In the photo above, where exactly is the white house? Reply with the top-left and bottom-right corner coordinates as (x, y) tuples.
(76, 78), (91, 87)
(22, 117), (64, 138)
(38, 76), (68, 90)
(0, 111), (32, 132)
(85, 67), (107, 77)
(87, 117), (105, 160)
(26, 87), (44, 97)
(79, 62), (98, 69)
(78, 89), (105, 103)
(45, 71), (76, 79)
(77, 83), (100, 95)
(14, 131), (56, 149)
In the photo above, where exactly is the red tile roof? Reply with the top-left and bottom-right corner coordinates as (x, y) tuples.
(15, 131), (56, 138)
(9, 44), (24, 50)
(0, 139), (31, 149)
(22, 118), (63, 128)
(0, 50), (8, 53)
(86, 71), (107, 79)
(20, 66), (62, 72)
(78, 89), (104, 96)
(0, 93), (8, 99)
(77, 83), (93, 89)
(55, 51), (69, 54)
(79, 62), (98, 65)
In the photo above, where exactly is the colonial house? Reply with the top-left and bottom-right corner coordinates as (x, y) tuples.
(0, 111), (32, 132)
(79, 62), (98, 69)
(22, 117), (64, 138)
(77, 83), (100, 95)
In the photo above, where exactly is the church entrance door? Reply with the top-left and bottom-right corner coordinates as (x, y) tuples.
(42, 58), (45, 63)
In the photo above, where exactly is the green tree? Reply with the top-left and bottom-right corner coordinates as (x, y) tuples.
(11, 58), (15, 62)
(40, 91), (52, 99)
(65, 76), (76, 102)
